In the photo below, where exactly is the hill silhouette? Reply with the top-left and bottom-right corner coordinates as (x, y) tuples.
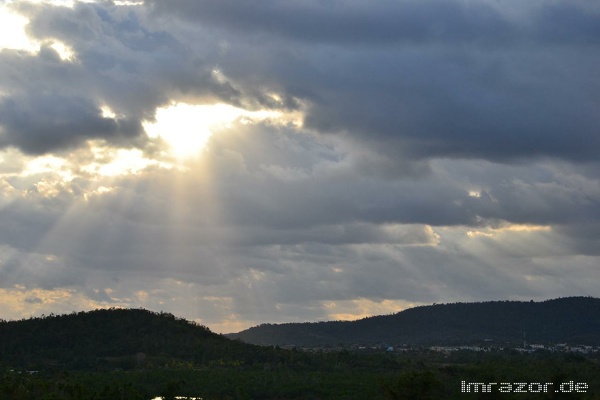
(228, 296), (600, 347)
(0, 308), (266, 370)
(2, 302), (600, 399)
(3, 297), (600, 371)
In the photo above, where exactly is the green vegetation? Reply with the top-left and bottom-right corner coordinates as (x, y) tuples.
(0, 308), (266, 371)
(2, 350), (600, 399)
(1, 305), (600, 399)
(229, 296), (600, 347)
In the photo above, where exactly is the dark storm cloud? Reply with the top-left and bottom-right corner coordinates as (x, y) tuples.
(146, 0), (600, 47)
(145, 0), (600, 163)
(432, 159), (600, 227)
(534, 2), (600, 45)
(1, 0), (599, 328)
(0, 1), (240, 154)
(293, 43), (598, 162)
(145, 0), (517, 46)
(553, 223), (600, 256)
(0, 90), (141, 154)
(3, 0), (598, 160)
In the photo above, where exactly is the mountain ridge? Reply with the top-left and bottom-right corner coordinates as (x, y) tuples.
(227, 296), (600, 347)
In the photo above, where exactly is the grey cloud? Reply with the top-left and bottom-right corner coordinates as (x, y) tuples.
(20, 2), (243, 108)
(216, 176), (471, 228)
(1, 150), (598, 327)
(0, 2), (241, 154)
(24, 296), (43, 304)
(0, 245), (82, 290)
(552, 223), (600, 256)
(5, 0), (599, 161)
(146, 0), (600, 48)
(534, 2), (600, 45)
(2, 126), (596, 279)
(299, 45), (600, 162)
(0, 91), (141, 154)
(83, 287), (116, 303)
(223, 233), (595, 325)
(1, 0), (599, 328)
(145, 0), (518, 46)
(0, 189), (64, 251)
(145, 0), (600, 163)
(216, 223), (439, 248)
(439, 160), (600, 227)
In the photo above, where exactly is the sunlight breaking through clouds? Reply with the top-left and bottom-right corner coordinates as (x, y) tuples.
(0, 1), (87, 54)
(324, 298), (423, 322)
(49, 41), (76, 61)
(81, 147), (162, 177)
(0, 4), (39, 52)
(143, 103), (283, 159)
(0, 0), (598, 334)
(467, 224), (552, 239)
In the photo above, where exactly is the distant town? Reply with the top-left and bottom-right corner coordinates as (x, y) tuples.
(282, 341), (600, 355)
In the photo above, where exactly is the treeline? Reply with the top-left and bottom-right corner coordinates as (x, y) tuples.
(2, 350), (600, 399)
(0, 308), (269, 371)
(2, 308), (600, 398)
(229, 296), (600, 347)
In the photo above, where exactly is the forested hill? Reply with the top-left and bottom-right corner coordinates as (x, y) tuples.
(228, 297), (600, 347)
(0, 308), (267, 370)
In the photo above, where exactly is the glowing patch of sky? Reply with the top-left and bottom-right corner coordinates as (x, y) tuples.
(114, 1), (143, 5)
(0, 4), (77, 63)
(0, 286), (112, 320)
(82, 147), (168, 177)
(0, 4), (38, 52)
(467, 224), (552, 238)
(21, 155), (70, 177)
(49, 41), (76, 61)
(324, 298), (423, 321)
(143, 103), (282, 159)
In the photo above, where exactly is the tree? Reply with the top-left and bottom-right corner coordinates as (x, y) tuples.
(384, 370), (443, 400)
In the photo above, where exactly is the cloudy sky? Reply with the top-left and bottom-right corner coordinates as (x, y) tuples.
(0, 0), (598, 333)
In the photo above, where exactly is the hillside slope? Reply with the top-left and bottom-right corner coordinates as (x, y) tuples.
(228, 297), (600, 347)
(0, 308), (264, 370)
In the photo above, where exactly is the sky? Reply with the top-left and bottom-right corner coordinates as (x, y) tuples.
(0, 0), (598, 333)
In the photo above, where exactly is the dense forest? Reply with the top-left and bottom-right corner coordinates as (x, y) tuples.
(2, 302), (600, 399)
(2, 342), (600, 399)
(0, 308), (273, 371)
(228, 297), (600, 347)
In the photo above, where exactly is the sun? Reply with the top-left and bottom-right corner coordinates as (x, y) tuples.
(143, 102), (281, 159)
(143, 103), (228, 159)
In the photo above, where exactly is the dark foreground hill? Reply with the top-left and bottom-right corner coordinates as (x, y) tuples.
(228, 296), (600, 347)
(3, 305), (600, 399)
(0, 308), (266, 370)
